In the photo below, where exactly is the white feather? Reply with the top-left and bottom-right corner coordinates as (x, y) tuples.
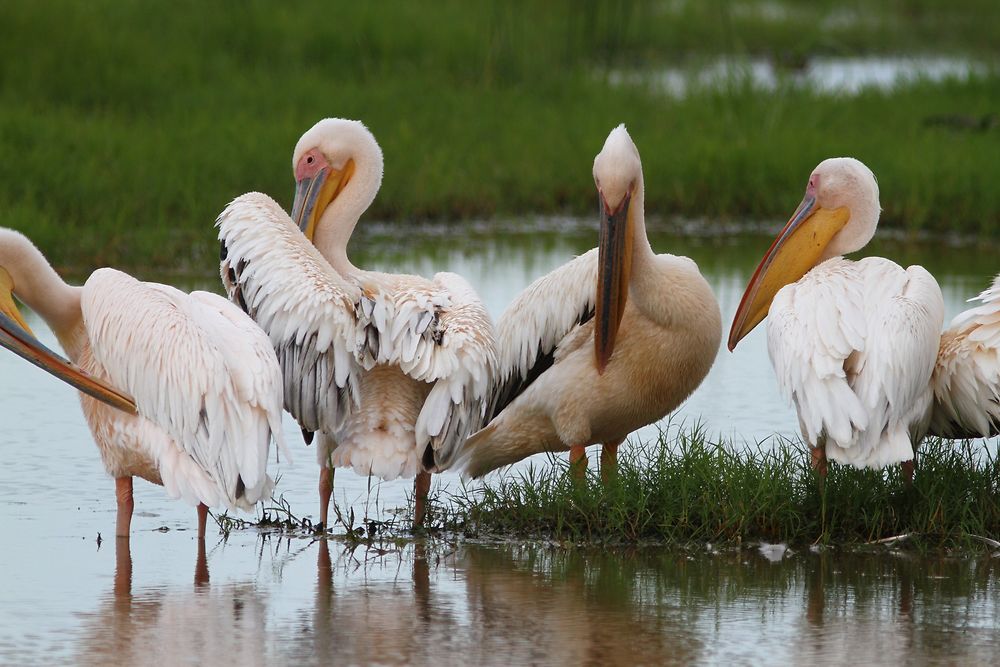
(218, 194), (497, 479)
(217, 193), (366, 436)
(69, 268), (285, 511)
(930, 273), (1000, 438)
(483, 248), (599, 422)
(767, 257), (943, 468)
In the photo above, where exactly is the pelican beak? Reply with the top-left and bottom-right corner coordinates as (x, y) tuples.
(0, 270), (137, 415)
(594, 189), (634, 373)
(291, 159), (355, 241)
(728, 195), (850, 350)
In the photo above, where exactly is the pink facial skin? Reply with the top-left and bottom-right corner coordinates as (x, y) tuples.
(295, 148), (329, 181)
(807, 172), (820, 197)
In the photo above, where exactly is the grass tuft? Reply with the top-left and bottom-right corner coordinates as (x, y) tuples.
(446, 424), (1000, 549)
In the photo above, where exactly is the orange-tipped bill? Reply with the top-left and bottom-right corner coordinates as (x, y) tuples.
(291, 159), (356, 241)
(0, 281), (137, 415)
(595, 190), (633, 373)
(728, 195), (850, 350)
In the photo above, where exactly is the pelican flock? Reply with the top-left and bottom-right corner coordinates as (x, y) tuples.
(5, 119), (999, 546)
(218, 118), (497, 528)
(459, 125), (722, 478)
(729, 157), (1000, 476)
(0, 228), (287, 538)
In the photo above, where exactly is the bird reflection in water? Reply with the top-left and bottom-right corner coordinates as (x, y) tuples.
(77, 537), (268, 666)
(460, 546), (700, 665)
(304, 538), (440, 664)
(291, 540), (704, 664)
(75, 538), (1000, 665)
(113, 536), (209, 600)
(791, 551), (1000, 663)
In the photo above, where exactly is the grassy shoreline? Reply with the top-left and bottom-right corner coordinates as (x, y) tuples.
(436, 427), (1000, 549)
(1, 1), (999, 269)
(216, 425), (1000, 551)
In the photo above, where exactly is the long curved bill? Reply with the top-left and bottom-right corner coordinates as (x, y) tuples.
(595, 190), (633, 373)
(0, 280), (137, 415)
(291, 159), (356, 241)
(728, 195), (850, 350)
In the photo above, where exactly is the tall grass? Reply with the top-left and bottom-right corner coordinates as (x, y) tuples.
(1, 1), (999, 270)
(445, 425), (1000, 548)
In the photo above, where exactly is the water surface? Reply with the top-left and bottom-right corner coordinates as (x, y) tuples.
(7, 537), (1000, 665)
(607, 55), (991, 97)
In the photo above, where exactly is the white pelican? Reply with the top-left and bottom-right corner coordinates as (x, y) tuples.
(459, 125), (721, 478)
(729, 157), (1000, 475)
(217, 118), (496, 528)
(0, 228), (287, 538)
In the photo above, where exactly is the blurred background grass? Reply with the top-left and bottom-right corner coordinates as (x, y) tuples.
(1, 0), (998, 269)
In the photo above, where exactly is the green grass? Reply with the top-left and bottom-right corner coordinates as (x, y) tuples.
(1, 0), (999, 270)
(443, 425), (1000, 549)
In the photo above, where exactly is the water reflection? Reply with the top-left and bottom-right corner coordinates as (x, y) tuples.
(458, 546), (701, 664)
(453, 545), (1000, 664)
(287, 540), (459, 665)
(74, 539), (269, 667)
(791, 552), (1000, 663)
(62, 539), (1000, 665)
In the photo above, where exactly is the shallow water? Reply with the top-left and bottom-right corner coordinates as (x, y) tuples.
(2, 224), (999, 664)
(608, 55), (990, 97)
(4, 536), (1000, 665)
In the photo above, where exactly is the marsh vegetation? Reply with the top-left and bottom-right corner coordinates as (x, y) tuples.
(441, 426), (1000, 549)
(1, 0), (998, 269)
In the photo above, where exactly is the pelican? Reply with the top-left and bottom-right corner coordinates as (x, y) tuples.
(218, 118), (496, 528)
(459, 125), (721, 478)
(0, 228), (287, 538)
(729, 157), (1000, 475)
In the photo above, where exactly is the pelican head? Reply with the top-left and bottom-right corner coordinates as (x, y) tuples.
(592, 124), (642, 373)
(0, 230), (136, 414)
(0, 230), (47, 347)
(728, 157), (881, 350)
(290, 118), (384, 241)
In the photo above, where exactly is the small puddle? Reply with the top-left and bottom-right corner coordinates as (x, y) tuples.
(608, 56), (991, 97)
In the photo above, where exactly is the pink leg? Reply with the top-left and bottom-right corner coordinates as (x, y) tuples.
(901, 459), (915, 486)
(197, 503), (209, 541)
(413, 471), (431, 529)
(115, 477), (134, 538)
(601, 440), (621, 483)
(810, 446), (828, 478)
(319, 466), (333, 529)
(569, 445), (588, 480)
(902, 443), (918, 485)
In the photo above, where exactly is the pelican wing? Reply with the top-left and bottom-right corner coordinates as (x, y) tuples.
(81, 268), (287, 509)
(217, 192), (366, 436)
(768, 257), (943, 467)
(484, 248), (598, 423)
(768, 259), (869, 448)
(929, 274), (1000, 438)
(365, 272), (498, 470)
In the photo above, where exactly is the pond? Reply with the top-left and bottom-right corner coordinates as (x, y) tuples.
(2, 220), (999, 663)
(11, 540), (1000, 665)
